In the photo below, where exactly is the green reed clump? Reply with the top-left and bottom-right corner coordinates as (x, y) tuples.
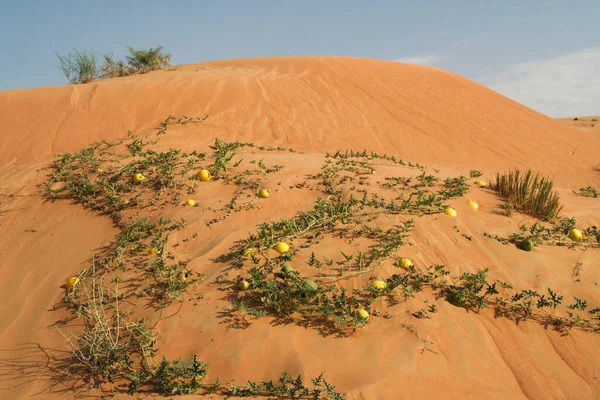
(494, 169), (562, 221)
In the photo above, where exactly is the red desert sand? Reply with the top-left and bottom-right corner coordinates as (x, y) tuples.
(0, 56), (599, 399)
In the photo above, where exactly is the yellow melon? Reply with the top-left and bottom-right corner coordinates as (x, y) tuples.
(398, 257), (413, 270)
(132, 173), (145, 183)
(198, 169), (212, 182)
(274, 242), (290, 254)
(568, 228), (583, 242)
(65, 276), (80, 291)
(238, 280), (250, 290)
(444, 207), (457, 217)
(371, 280), (387, 290)
(357, 309), (370, 321)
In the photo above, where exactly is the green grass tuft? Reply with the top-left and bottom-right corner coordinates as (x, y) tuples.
(55, 48), (101, 84)
(493, 169), (562, 221)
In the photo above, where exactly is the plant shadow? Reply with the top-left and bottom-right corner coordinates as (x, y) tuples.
(0, 343), (104, 398)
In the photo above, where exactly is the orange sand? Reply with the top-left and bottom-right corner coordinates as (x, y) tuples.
(558, 116), (600, 134)
(0, 56), (599, 399)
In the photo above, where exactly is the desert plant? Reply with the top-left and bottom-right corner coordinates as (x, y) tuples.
(487, 218), (600, 249)
(124, 45), (172, 73)
(57, 45), (173, 84)
(573, 186), (598, 198)
(56, 48), (101, 84)
(149, 355), (208, 395)
(56, 264), (158, 388)
(101, 53), (132, 78)
(493, 169), (562, 221)
(445, 269), (499, 310)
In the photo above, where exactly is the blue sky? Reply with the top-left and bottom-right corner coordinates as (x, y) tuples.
(1, 0), (599, 117)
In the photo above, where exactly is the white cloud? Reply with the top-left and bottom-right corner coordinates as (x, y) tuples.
(481, 48), (600, 118)
(395, 53), (441, 66)
(394, 34), (485, 67)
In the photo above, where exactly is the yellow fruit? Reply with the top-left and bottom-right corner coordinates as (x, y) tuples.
(474, 180), (487, 186)
(568, 228), (583, 242)
(132, 173), (145, 183)
(65, 276), (80, 291)
(185, 199), (196, 207)
(122, 199), (130, 205)
(357, 309), (370, 321)
(398, 257), (413, 270)
(96, 168), (103, 174)
(238, 280), (250, 290)
(258, 189), (270, 198)
(274, 242), (290, 254)
(198, 169), (212, 182)
(242, 248), (255, 258)
(444, 207), (457, 217)
(467, 201), (479, 210)
(371, 280), (387, 290)
(149, 247), (160, 255)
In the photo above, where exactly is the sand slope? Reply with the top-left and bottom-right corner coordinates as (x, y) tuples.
(0, 56), (599, 400)
(1, 56), (599, 185)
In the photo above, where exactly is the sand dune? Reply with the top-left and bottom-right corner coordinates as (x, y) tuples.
(1, 56), (599, 185)
(558, 116), (600, 134)
(0, 56), (599, 399)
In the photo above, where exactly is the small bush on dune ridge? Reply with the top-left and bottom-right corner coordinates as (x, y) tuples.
(494, 168), (562, 221)
(56, 45), (172, 85)
(123, 45), (172, 73)
(55, 49), (102, 84)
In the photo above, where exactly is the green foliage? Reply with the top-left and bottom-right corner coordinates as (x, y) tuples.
(325, 149), (425, 170)
(102, 53), (131, 78)
(209, 138), (297, 177)
(57, 265), (159, 388)
(150, 355), (207, 395)
(370, 174), (469, 215)
(44, 117), (207, 226)
(46, 124), (347, 397)
(56, 45), (172, 84)
(228, 371), (345, 399)
(156, 114), (209, 135)
(240, 196), (365, 255)
(445, 269), (499, 310)
(490, 217), (600, 249)
(124, 45), (172, 73)
(46, 128), (599, 400)
(573, 186), (598, 198)
(494, 169), (562, 221)
(55, 48), (101, 84)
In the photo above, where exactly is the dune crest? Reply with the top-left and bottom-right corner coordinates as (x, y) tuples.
(1, 56), (599, 186)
